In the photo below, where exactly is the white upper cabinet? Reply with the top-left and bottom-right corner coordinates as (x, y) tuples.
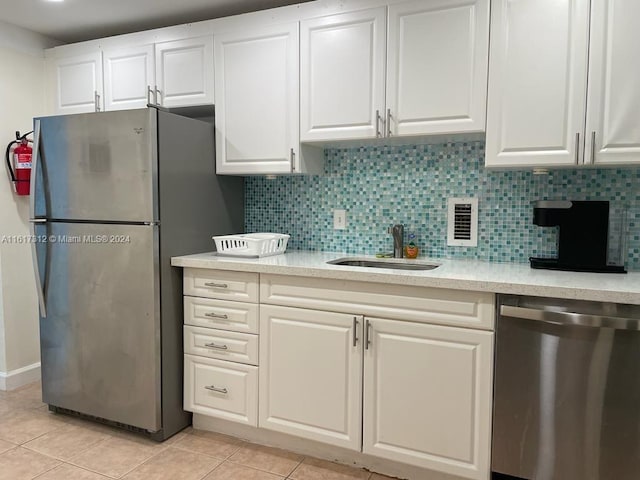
(155, 35), (214, 107)
(486, 0), (590, 168)
(215, 23), (322, 175)
(486, 0), (640, 168)
(299, 0), (490, 142)
(103, 45), (155, 111)
(585, 0), (640, 165)
(386, 0), (490, 136)
(52, 51), (103, 115)
(363, 318), (493, 480)
(300, 8), (387, 142)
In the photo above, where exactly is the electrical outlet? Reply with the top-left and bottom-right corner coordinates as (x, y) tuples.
(333, 209), (346, 230)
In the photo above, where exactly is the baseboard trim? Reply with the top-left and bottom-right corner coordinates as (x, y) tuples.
(0, 362), (41, 391)
(193, 414), (464, 480)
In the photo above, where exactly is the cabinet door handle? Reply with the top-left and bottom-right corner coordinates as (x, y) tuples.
(204, 342), (228, 350)
(290, 148), (296, 172)
(204, 282), (228, 289)
(575, 132), (580, 164)
(94, 91), (101, 112)
(375, 110), (382, 138)
(147, 85), (153, 106)
(353, 317), (359, 347)
(204, 385), (228, 394)
(364, 319), (372, 350)
(204, 312), (229, 320)
(155, 85), (161, 106)
(386, 108), (392, 137)
(591, 131), (596, 164)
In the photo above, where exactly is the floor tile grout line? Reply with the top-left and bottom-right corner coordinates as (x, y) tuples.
(216, 458), (292, 479)
(0, 414), (67, 447)
(63, 436), (140, 480)
(30, 460), (65, 480)
(169, 442), (239, 462)
(20, 427), (111, 463)
(287, 456), (306, 479)
(224, 454), (303, 478)
(63, 458), (121, 480)
(194, 456), (225, 480)
(60, 461), (113, 479)
(197, 457), (226, 479)
(106, 444), (172, 479)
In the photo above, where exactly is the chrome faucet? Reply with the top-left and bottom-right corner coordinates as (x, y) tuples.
(388, 224), (404, 258)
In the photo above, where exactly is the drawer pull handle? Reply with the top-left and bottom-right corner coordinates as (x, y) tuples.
(204, 342), (228, 350)
(204, 313), (229, 320)
(204, 282), (228, 289)
(204, 385), (228, 394)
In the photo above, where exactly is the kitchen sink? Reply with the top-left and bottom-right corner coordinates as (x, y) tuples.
(327, 257), (440, 271)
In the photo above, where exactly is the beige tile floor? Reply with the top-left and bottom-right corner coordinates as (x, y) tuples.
(0, 383), (397, 480)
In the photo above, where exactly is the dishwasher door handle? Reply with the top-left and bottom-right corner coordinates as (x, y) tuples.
(500, 305), (640, 331)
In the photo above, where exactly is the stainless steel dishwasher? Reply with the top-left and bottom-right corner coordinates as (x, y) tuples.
(492, 294), (640, 480)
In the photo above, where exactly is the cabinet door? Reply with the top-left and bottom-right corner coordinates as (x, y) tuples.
(485, 0), (591, 167)
(215, 23), (299, 175)
(386, 0), (489, 136)
(363, 318), (493, 480)
(259, 305), (362, 450)
(103, 45), (154, 111)
(585, 0), (640, 165)
(52, 51), (103, 114)
(155, 35), (214, 107)
(300, 8), (386, 141)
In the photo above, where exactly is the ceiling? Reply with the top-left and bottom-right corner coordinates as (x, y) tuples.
(0, 0), (311, 44)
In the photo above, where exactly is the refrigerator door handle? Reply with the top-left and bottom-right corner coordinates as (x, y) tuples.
(29, 219), (47, 318)
(29, 120), (47, 317)
(29, 120), (41, 218)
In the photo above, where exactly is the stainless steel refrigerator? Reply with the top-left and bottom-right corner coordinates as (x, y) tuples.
(29, 107), (243, 440)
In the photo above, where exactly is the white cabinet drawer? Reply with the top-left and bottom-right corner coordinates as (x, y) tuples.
(184, 354), (258, 426)
(184, 325), (258, 366)
(184, 296), (259, 334)
(261, 274), (495, 330)
(184, 268), (258, 302)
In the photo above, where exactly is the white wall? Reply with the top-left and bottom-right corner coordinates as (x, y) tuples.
(0, 258), (4, 373)
(0, 21), (58, 389)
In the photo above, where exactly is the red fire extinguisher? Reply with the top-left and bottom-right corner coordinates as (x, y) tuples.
(5, 130), (33, 196)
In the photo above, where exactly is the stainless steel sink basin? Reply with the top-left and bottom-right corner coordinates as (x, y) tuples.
(327, 257), (440, 271)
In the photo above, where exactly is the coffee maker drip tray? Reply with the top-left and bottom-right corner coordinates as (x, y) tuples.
(530, 257), (626, 274)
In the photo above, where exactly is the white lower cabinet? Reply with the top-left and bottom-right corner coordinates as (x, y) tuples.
(185, 270), (494, 480)
(259, 305), (363, 451)
(184, 354), (258, 426)
(182, 268), (260, 427)
(258, 304), (493, 479)
(363, 318), (493, 480)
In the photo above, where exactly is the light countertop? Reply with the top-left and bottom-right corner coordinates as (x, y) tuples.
(171, 251), (640, 305)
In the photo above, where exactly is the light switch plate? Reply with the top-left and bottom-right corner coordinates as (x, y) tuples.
(333, 209), (346, 230)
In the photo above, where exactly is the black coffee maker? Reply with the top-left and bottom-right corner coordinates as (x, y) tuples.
(530, 200), (626, 273)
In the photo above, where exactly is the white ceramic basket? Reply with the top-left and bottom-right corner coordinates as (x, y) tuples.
(213, 233), (290, 258)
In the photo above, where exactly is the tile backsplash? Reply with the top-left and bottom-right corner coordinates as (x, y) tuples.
(245, 141), (640, 271)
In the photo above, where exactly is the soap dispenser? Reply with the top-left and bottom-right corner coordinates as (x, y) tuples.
(404, 232), (419, 259)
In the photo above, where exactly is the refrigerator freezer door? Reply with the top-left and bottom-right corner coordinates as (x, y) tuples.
(33, 109), (157, 222)
(36, 222), (161, 432)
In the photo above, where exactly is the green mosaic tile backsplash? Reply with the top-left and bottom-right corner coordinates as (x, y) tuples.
(245, 141), (640, 271)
